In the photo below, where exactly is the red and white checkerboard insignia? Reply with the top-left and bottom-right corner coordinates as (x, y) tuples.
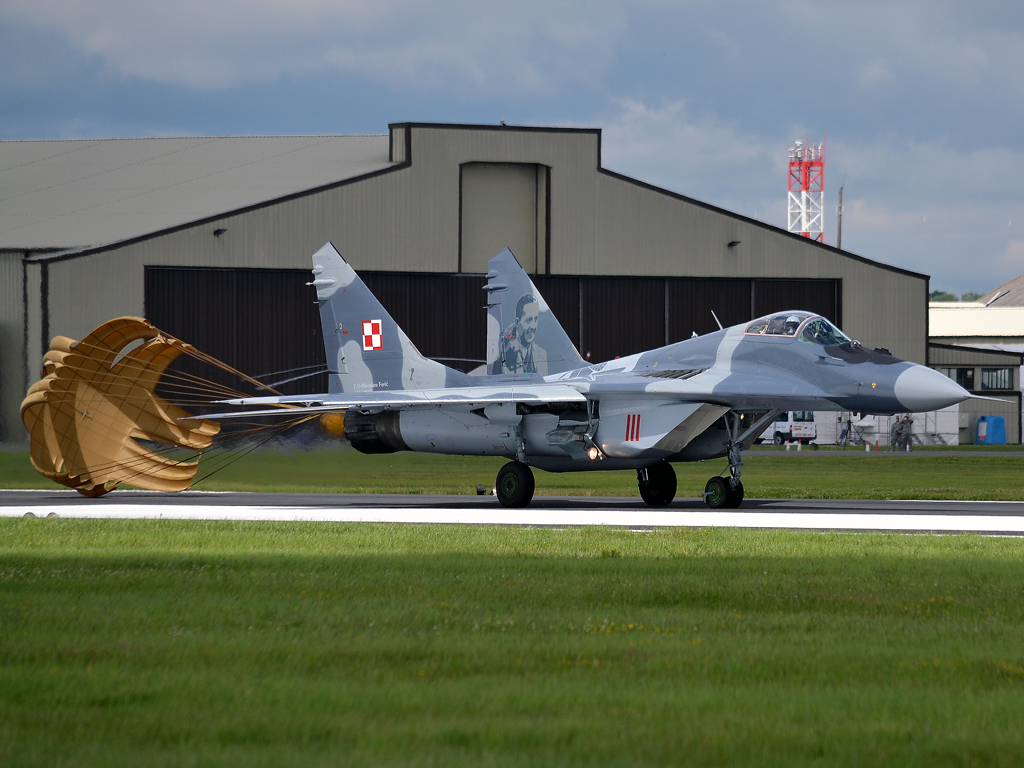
(362, 319), (383, 351)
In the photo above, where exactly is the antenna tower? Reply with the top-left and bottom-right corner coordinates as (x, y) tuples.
(787, 139), (825, 242)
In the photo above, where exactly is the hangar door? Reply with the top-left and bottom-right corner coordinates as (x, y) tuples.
(146, 267), (840, 388)
(145, 267), (327, 396)
(534, 276), (841, 364)
(144, 267), (489, 395)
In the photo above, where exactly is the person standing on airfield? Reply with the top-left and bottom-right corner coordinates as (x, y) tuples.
(491, 293), (547, 375)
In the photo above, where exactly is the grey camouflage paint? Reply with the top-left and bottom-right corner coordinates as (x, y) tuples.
(311, 243), (468, 393)
(213, 243), (971, 471)
(486, 248), (585, 376)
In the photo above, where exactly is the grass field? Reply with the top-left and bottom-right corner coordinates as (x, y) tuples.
(4, 444), (1024, 500)
(2, 519), (1024, 766)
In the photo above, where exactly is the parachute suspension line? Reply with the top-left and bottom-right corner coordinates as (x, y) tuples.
(65, 329), (285, 397)
(69, 417), (306, 484)
(177, 345), (285, 397)
(21, 316), (296, 497)
(65, 337), (258, 401)
(189, 415), (319, 487)
(66, 334), (287, 401)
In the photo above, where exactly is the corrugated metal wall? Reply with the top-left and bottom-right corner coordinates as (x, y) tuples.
(531, 276), (580, 345)
(667, 279), (751, 342)
(145, 267), (327, 396)
(580, 277), (665, 361)
(144, 268), (840, 382)
(361, 273), (488, 369)
(752, 279), (840, 322)
(0, 253), (25, 442)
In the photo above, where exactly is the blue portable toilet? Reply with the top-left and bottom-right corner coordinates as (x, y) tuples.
(976, 416), (1007, 445)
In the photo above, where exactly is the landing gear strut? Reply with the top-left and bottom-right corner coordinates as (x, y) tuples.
(496, 461), (535, 508)
(703, 410), (780, 510)
(638, 460), (676, 507)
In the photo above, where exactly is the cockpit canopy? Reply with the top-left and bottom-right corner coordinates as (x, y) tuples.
(799, 317), (851, 347)
(744, 311), (814, 337)
(744, 312), (851, 346)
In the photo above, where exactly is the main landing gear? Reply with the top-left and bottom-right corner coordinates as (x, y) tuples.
(637, 460), (677, 507)
(496, 461), (535, 508)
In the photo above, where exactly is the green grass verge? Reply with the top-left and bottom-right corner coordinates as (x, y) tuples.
(2, 519), (1024, 766)
(4, 445), (1024, 500)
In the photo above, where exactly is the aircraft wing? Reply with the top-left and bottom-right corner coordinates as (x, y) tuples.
(197, 384), (587, 420)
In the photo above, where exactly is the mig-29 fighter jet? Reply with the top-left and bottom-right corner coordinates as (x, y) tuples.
(208, 243), (973, 509)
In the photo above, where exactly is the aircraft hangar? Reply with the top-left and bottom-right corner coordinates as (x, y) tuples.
(0, 122), (929, 444)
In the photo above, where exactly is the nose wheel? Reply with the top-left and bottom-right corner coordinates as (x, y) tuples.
(496, 461), (535, 508)
(702, 410), (766, 509)
(704, 476), (744, 509)
(638, 460), (677, 507)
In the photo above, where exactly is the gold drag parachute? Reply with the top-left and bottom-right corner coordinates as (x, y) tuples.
(21, 317), (224, 497)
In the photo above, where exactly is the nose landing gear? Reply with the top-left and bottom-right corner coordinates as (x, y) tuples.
(703, 476), (744, 509)
(703, 409), (780, 509)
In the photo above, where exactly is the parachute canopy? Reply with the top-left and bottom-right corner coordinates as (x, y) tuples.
(21, 317), (223, 496)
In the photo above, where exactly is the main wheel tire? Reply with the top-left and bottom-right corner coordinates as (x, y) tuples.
(638, 460), (677, 507)
(704, 476), (729, 509)
(724, 480), (745, 508)
(496, 461), (535, 508)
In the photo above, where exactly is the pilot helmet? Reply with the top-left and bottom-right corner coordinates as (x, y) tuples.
(784, 315), (801, 334)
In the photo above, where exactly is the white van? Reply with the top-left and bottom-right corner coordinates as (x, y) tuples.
(764, 411), (817, 445)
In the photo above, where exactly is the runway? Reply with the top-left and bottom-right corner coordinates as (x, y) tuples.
(4, 489), (1024, 534)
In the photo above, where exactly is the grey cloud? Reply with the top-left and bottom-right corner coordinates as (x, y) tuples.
(0, 0), (626, 91)
(4, 0), (1024, 293)
(595, 99), (1024, 293)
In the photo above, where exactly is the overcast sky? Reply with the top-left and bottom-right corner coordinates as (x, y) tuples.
(2, 0), (1022, 295)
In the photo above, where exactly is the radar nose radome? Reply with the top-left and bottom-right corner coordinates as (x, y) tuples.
(894, 365), (970, 412)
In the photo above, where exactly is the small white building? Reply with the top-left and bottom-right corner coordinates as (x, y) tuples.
(924, 276), (1024, 444)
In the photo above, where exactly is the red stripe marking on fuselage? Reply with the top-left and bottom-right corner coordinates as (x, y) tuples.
(625, 414), (641, 442)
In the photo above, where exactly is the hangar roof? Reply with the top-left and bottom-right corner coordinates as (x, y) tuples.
(929, 302), (1024, 338)
(980, 273), (1024, 307)
(0, 135), (391, 251)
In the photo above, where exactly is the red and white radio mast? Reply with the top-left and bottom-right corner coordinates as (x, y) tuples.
(787, 139), (825, 242)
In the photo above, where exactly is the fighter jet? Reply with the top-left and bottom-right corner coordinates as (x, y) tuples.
(208, 243), (973, 509)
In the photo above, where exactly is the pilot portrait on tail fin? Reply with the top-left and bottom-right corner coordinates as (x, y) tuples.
(491, 293), (547, 375)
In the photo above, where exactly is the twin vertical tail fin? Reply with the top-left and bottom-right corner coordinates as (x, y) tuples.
(311, 243), (467, 394)
(485, 248), (586, 376)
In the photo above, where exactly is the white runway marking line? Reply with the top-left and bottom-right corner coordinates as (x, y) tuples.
(4, 505), (1024, 533)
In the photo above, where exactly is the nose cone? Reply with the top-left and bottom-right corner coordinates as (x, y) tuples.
(894, 365), (970, 412)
